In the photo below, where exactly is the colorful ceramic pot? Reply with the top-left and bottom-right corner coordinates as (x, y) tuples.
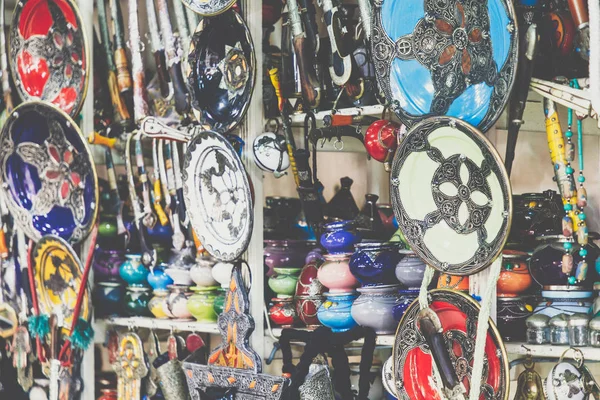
(164, 267), (193, 287)
(189, 256), (219, 288)
(264, 240), (311, 277)
(119, 254), (148, 287)
(268, 297), (297, 328)
(93, 281), (125, 318)
(437, 274), (470, 292)
(320, 221), (361, 254)
(534, 290), (593, 317)
(364, 120), (401, 162)
(392, 289), (419, 322)
(351, 285), (401, 334)
(529, 236), (600, 289)
(498, 251), (533, 297)
(187, 286), (219, 323)
(294, 295), (324, 328)
(305, 248), (324, 265)
(295, 263), (325, 297)
(349, 242), (404, 286)
(148, 290), (169, 319)
(164, 285), (193, 320)
(317, 253), (360, 293)
(147, 264), (174, 291)
(212, 262), (235, 289)
(268, 267), (301, 298)
(317, 292), (358, 332)
(97, 389), (118, 400)
(213, 288), (226, 316)
(93, 248), (125, 280)
(394, 251), (427, 289)
(124, 286), (152, 317)
(508, 191), (563, 248)
(497, 297), (533, 342)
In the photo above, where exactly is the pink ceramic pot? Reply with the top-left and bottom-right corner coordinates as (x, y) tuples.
(317, 253), (359, 293)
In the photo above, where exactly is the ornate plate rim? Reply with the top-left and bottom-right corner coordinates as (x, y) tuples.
(371, 0), (518, 133)
(390, 116), (512, 275)
(32, 234), (91, 333)
(392, 289), (509, 400)
(0, 101), (99, 243)
(181, 0), (238, 17)
(9, 0), (91, 118)
(182, 130), (253, 262)
(187, 9), (256, 134)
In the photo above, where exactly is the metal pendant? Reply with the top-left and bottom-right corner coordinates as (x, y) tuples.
(113, 332), (149, 400)
(514, 361), (544, 400)
(146, 330), (161, 397)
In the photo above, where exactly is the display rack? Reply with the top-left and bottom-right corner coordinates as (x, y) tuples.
(505, 343), (600, 362)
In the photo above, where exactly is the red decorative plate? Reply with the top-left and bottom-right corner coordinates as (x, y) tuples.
(10, 0), (89, 117)
(393, 289), (509, 400)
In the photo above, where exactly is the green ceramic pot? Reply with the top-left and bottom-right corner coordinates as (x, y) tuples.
(98, 215), (118, 237)
(187, 286), (219, 323)
(213, 289), (226, 315)
(268, 267), (302, 297)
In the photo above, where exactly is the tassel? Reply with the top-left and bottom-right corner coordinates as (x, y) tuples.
(28, 315), (50, 340)
(70, 318), (94, 350)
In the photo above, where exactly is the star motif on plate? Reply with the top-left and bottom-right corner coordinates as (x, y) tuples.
(16, 118), (89, 225)
(217, 42), (249, 101)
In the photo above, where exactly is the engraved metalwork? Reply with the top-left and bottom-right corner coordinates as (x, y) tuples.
(113, 332), (149, 400)
(10, 0), (89, 117)
(393, 289), (509, 400)
(390, 117), (511, 275)
(181, 0), (236, 17)
(0, 102), (98, 243)
(371, 0), (518, 132)
(183, 265), (289, 399)
(182, 131), (253, 262)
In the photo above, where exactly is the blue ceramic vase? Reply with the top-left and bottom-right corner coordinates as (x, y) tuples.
(320, 221), (361, 254)
(147, 264), (174, 291)
(119, 254), (149, 287)
(349, 242), (404, 286)
(392, 289), (419, 322)
(317, 292), (358, 332)
(93, 281), (125, 317)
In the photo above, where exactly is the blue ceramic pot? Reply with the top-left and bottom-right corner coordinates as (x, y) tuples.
(147, 264), (174, 291)
(317, 292), (358, 332)
(119, 254), (149, 287)
(349, 242), (404, 286)
(93, 281), (125, 317)
(392, 289), (419, 322)
(351, 285), (400, 334)
(534, 290), (593, 317)
(320, 221), (361, 254)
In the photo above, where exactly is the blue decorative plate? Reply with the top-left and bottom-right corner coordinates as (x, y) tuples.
(371, 0), (518, 132)
(0, 102), (98, 243)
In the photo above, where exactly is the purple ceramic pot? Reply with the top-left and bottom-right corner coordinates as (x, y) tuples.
(349, 242), (404, 286)
(305, 247), (324, 265)
(264, 240), (311, 277)
(93, 248), (126, 280)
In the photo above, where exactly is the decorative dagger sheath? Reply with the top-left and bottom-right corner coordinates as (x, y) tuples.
(145, 0), (170, 98)
(151, 139), (169, 227)
(109, 0), (134, 115)
(321, 0), (353, 86)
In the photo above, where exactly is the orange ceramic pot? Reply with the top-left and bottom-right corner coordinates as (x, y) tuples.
(98, 389), (118, 400)
(498, 250), (533, 297)
(437, 274), (469, 292)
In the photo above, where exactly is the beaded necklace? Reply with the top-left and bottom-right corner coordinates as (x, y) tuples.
(562, 79), (589, 285)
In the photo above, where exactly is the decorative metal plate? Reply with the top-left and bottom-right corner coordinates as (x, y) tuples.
(187, 10), (255, 133)
(10, 0), (89, 117)
(181, 0), (237, 17)
(390, 117), (511, 275)
(182, 131), (253, 262)
(32, 235), (91, 333)
(371, 0), (518, 132)
(0, 102), (98, 243)
(393, 289), (509, 400)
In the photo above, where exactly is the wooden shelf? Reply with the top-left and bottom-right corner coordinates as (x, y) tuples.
(95, 317), (220, 334)
(267, 328), (395, 347)
(505, 342), (600, 361)
(289, 104), (386, 126)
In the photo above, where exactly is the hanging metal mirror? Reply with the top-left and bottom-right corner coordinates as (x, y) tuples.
(182, 131), (253, 262)
(371, 0), (518, 132)
(390, 117), (511, 275)
(10, 0), (89, 117)
(180, 0), (237, 17)
(393, 289), (509, 400)
(32, 235), (91, 334)
(0, 102), (98, 243)
(187, 10), (256, 133)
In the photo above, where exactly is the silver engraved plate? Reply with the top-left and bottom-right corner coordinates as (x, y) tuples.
(181, 0), (237, 17)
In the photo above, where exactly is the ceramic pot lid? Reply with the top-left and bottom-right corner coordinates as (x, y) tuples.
(33, 235), (91, 333)
(181, 0), (236, 17)
(0, 102), (98, 243)
(371, 0), (518, 132)
(393, 289), (509, 400)
(390, 117), (511, 275)
(10, 0), (89, 117)
(187, 10), (255, 133)
(183, 130), (253, 262)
